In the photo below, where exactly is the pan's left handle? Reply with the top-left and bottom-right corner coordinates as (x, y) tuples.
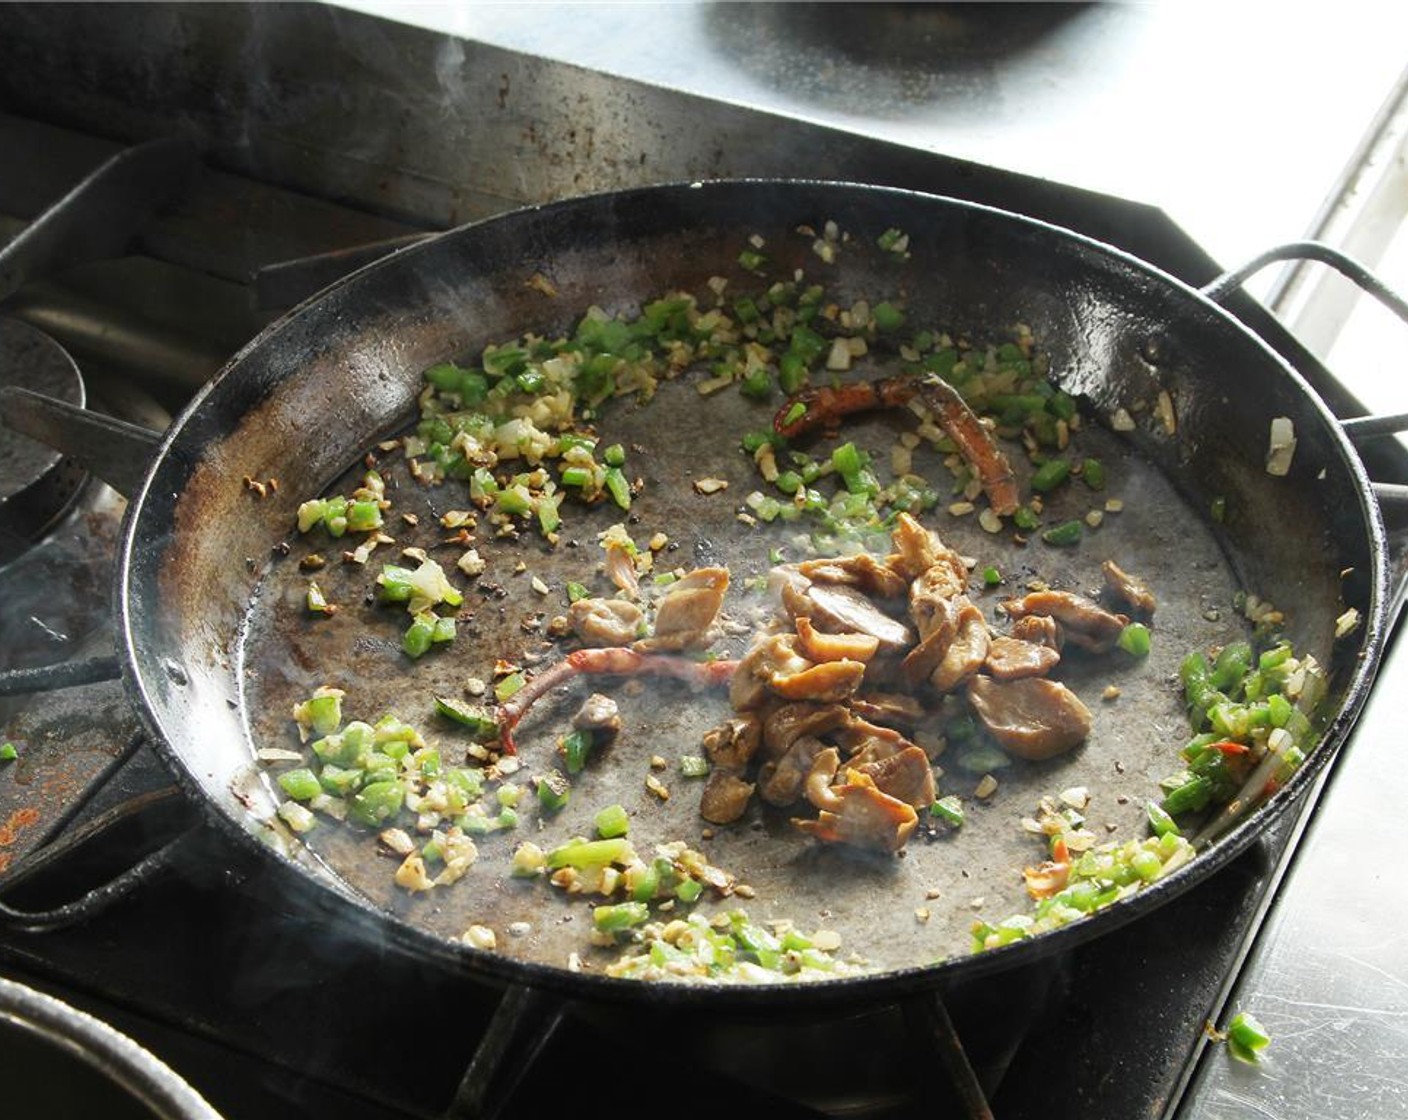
(0, 827), (200, 933)
(0, 385), (161, 499)
(0, 735), (203, 933)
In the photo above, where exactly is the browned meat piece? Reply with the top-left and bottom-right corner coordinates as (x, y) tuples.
(699, 768), (756, 824)
(729, 633), (808, 710)
(769, 658), (868, 703)
(1101, 560), (1157, 618)
(966, 675), (1093, 760)
(729, 632), (865, 707)
(1011, 614), (1062, 650)
(847, 691), (926, 727)
(796, 554), (909, 599)
(758, 734), (827, 806)
(701, 714), (762, 769)
(762, 702), (850, 759)
(855, 745), (936, 809)
(793, 748), (919, 853)
(572, 693), (622, 742)
(775, 568), (914, 655)
(909, 560), (971, 637)
(930, 600), (990, 692)
(901, 596), (962, 685)
(1001, 590), (1129, 653)
(604, 540), (640, 598)
(568, 597), (645, 647)
(985, 635), (1061, 681)
(794, 616), (880, 663)
(635, 566), (730, 652)
(886, 513), (959, 583)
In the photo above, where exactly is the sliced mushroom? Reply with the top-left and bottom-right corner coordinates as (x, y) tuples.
(775, 568), (914, 655)
(730, 633), (807, 710)
(1010, 614), (1062, 651)
(909, 562), (972, 640)
(701, 714), (762, 770)
(636, 566), (730, 652)
(1001, 590), (1129, 653)
(794, 616), (881, 664)
(758, 734), (827, 806)
(930, 599), (990, 693)
(966, 674), (1092, 760)
(831, 715), (915, 764)
(901, 595), (962, 685)
(768, 658), (868, 703)
(985, 635), (1061, 680)
(568, 597), (644, 648)
(699, 768), (756, 825)
(793, 748), (919, 854)
(1101, 560), (1157, 618)
(854, 745), (937, 809)
(886, 512), (961, 583)
(846, 691), (926, 727)
(761, 702), (850, 759)
(796, 553), (910, 599)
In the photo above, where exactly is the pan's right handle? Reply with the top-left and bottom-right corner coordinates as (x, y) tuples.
(0, 385), (161, 499)
(1201, 240), (1408, 513)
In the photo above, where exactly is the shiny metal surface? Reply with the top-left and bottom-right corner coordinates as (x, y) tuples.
(1177, 629), (1408, 1120)
(0, 974), (223, 1120)
(345, 1), (1408, 276)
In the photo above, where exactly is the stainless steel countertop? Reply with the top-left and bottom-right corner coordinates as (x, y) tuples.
(337, 1), (1407, 294)
(1177, 627), (1408, 1119)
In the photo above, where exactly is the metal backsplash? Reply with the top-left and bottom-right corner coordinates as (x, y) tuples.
(0, 2), (1213, 277)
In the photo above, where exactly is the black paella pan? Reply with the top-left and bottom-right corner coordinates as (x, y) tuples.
(9, 180), (1399, 1010)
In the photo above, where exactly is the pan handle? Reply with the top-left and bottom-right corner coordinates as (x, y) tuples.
(0, 828), (198, 932)
(0, 386), (161, 499)
(1200, 240), (1408, 512)
(0, 745), (202, 933)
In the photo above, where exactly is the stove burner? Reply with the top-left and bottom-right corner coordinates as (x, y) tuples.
(0, 318), (85, 562)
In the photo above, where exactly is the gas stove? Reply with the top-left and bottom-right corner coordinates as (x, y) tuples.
(0, 5), (1405, 1118)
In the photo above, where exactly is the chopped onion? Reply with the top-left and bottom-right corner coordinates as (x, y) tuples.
(277, 801), (316, 833)
(825, 337), (852, 371)
(463, 925), (498, 951)
(1265, 416), (1296, 476)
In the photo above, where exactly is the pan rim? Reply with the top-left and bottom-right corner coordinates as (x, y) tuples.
(113, 177), (1392, 1007)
